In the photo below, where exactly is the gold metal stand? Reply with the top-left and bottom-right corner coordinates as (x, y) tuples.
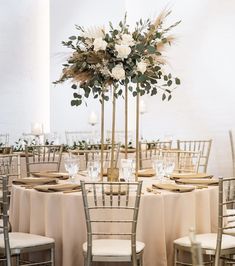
(135, 87), (140, 181)
(125, 84), (128, 159)
(100, 93), (105, 181)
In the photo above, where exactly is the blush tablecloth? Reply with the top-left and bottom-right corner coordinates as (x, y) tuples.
(9, 180), (218, 266)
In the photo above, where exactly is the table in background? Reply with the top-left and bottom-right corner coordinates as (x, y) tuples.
(9, 179), (218, 266)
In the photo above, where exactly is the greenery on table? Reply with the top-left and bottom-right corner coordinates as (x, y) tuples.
(54, 10), (181, 106)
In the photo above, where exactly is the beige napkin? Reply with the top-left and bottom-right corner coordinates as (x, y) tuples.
(170, 173), (213, 179)
(138, 168), (156, 177)
(175, 178), (218, 185)
(32, 172), (69, 180)
(34, 183), (81, 192)
(152, 183), (195, 193)
(13, 178), (57, 186)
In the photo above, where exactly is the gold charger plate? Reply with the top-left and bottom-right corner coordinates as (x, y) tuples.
(13, 178), (58, 186)
(138, 169), (155, 177)
(170, 173), (213, 179)
(32, 172), (69, 180)
(152, 183), (195, 193)
(34, 183), (81, 193)
(175, 178), (218, 185)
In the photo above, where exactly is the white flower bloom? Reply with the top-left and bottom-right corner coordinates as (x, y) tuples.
(115, 44), (131, 59)
(111, 64), (125, 80)
(137, 61), (147, 74)
(82, 26), (105, 39)
(93, 37), (107, 51)
(120, 34), (135, 46)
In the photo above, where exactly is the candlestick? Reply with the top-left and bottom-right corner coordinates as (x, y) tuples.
(88, 111), (98, 126)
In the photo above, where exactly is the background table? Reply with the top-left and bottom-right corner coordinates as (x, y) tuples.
(9, 180), (218, 266)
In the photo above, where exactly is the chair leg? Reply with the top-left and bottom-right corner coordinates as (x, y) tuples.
(173, 246), (178, 266)
(51, 246), (55, 266)
(15, 255), (20, 266)
(138, 254), (143, 266)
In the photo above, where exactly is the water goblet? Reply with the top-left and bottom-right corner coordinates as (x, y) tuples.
(121, 159), (133, 182)
(152, 159), (165, 182)
(87, 160), (100, 182)
(64, 157), (79, 183)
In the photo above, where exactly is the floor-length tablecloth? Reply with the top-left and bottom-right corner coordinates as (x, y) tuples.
(9, 180), (218, 266)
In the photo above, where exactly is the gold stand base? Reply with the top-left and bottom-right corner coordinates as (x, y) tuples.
(107, 168), (119, 181)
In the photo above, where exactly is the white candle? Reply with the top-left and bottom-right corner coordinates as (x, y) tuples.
(31, 123), (43, 135)
(140, 100), (147, 114)
(88, 112), (98, 126)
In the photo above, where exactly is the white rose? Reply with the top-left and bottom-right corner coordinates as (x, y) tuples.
(120, 34), (135, 46)
(111, 64), (125, 80)
(115, 44), (131, 59)
(93, 37), (107, 51)
(137, 61), (147, 74)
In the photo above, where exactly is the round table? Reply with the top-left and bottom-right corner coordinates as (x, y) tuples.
(9, 179), (218, 266)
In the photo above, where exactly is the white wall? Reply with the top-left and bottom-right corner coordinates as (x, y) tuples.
(0, 0), (50, 143)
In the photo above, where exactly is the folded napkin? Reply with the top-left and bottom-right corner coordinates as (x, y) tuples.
(152, 183), (195, 193)
(13, 178), (57, 186)
(175, 178), (218, 186)
(32, 172), (69, 180)
(138, 168), (156, 177)
(105, 185), (127, 195)
(170, 173), (213, 179)
(34, 183), (81, 193)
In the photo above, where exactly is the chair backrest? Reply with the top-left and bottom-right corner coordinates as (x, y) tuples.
(106, 130), (134, 144)
(0, 175), (11, 266)
(177, 140), (212, 173)
(25, 145), (63, 176)
(0, 134), (9, 147)
(74, 144), (120, 171)
(0, 154), (21, 180)
(81, 181), (143, 264)
(65, 131), (97, 146)
(229, 130), (235, 176)
(215, 177), (235, 265)
(139, 141), (172, 169)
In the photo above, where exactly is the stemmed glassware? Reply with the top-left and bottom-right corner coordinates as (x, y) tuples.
(152, 155), (175, 183)
(121, 159), (134, 182)
(64, 156), (79, 183)
(87, 160), (100, 182)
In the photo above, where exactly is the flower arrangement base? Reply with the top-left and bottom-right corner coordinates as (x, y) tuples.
(107, 168), (119, 182)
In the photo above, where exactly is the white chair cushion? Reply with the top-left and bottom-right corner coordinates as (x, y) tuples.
(227, 209), (235, 222)
(83, 239), (145, 256)
(174, 233), (235, 250)
(0, 232), (54, 249)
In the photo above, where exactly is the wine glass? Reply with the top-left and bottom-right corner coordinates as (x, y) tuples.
(87, 160), (100, 182)
(152, 159), (165, 182)
(121, 159), (134, 182)
(64, 157), (79, 183)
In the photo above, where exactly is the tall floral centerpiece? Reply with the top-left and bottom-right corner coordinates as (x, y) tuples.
(54, 10), (181, 181)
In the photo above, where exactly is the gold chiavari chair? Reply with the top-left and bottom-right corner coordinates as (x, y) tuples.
(173, 176), (235, 266)
(81, 181), (145, 266)
(65, 131), (97, 146)
(229, 130), (235, 177)
(0, 175), (55, 266)
(160, 150), (201, 173)
(177, 139), (212, 173)
(73, 143), (120, 172)
(106, 130), (134, 144)
(0, 134), (9, 147)
(189, 228), (203, 266)
(139, 140), (172, 169)
(0, 154), (21, 182)
(25, 145), (63, 177)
